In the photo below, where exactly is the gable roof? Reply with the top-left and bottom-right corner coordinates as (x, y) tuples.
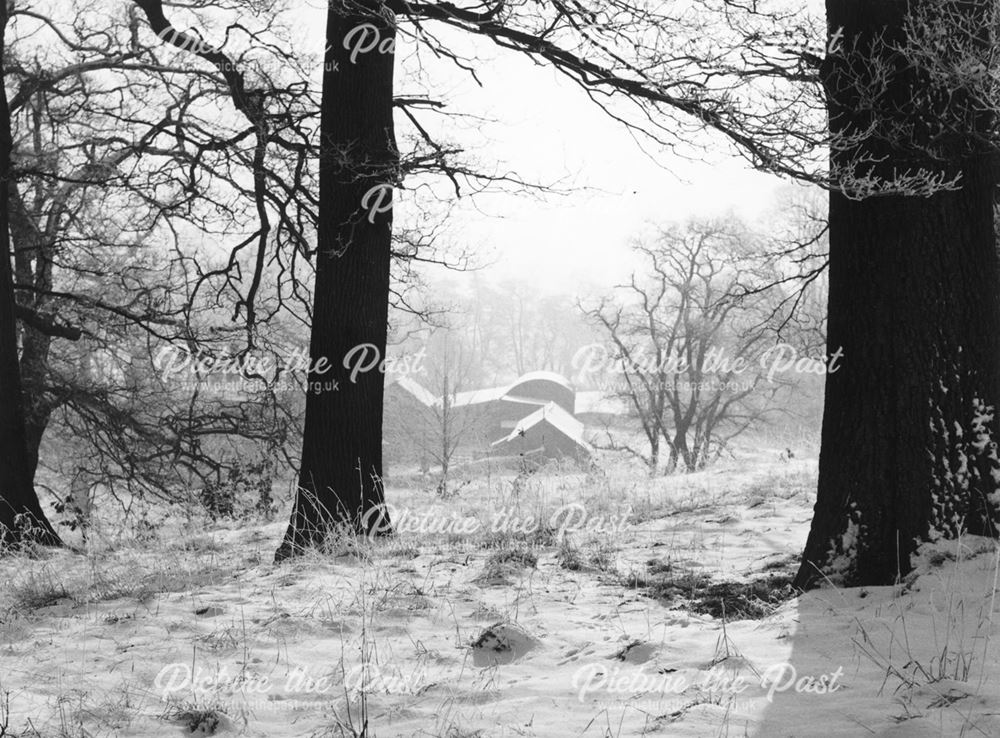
(491, 401), (590, 449)
(388, 375), (437, 407)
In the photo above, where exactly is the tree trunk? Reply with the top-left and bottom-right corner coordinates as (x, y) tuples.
(10, 184), (57, 483)
(673, 431), (693, 473)
(24, 407), (50, 481)
(665, 441), (678, 474)
(276, 1), (396, 559)
(0, 6), (61, 549)
(19, 319), (55, 483)
(648, 434), (659, 475)
(795, 0), (1000, 587)
(440, 373), (450, 495)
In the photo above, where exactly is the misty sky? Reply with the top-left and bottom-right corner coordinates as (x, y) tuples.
(444, 53), (786, 294)
(293, 1), (798, 295)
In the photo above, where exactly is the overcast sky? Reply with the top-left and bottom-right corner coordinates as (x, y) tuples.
(444, 54), (786, 294)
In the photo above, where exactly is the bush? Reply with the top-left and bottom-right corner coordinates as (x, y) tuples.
(199, 457), (277, 521)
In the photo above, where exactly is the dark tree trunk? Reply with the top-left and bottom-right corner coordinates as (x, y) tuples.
(795, 0), (1000, 587)
(19, 312), (55, 484)
(0, 6), (61, 549)
(276, 1), (396, 559)
(24, 407), (50, 481)
(10, 186), (57, 483)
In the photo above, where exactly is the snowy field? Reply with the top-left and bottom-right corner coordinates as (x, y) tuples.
(2, 455), (1000, 737)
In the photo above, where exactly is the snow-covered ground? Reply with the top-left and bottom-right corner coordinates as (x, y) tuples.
(2, 456), (1000, 737)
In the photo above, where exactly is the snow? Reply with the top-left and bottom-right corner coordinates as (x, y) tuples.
(3, 457), (1000, 736)
(492, 401), (589, 448)
(824, 514), (860, 582)
(388, 375), (438, 407)
(447, 384), (509, 408)
(449, 372), (574, 409)
(508, 370), (574, 392)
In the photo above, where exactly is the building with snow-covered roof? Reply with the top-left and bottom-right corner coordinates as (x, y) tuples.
(503, 371), (575, 413)
(391, 375), (437, 407)
(383, 375), (437, 470)
(384, 370), (597, 472)
(490, 402), (591, 461)
(444, 371), (577, 444)
(447, 371), (573, 412)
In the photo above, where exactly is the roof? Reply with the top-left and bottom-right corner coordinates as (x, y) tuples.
(500, 394), (552, 406)
(449, 371), (574, 408)
(448, 385), (509, 408)
(508, 371), (574, 392)
(491, 402), (590, 449)
(388, 376), (437, 407)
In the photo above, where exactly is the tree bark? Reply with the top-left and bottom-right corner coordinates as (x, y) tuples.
(673, 431), (693, 473)
(648, 434), (660, 475)
(795, 0), (1000, 587)
(0, 5), (61, 549)
(664, 441), (678, 474)
(276, 1), (396, 559)
(10, 179), (58, 483)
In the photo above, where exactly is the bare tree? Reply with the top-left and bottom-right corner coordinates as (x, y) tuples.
(121, 0), (1000, 579)
(584, 218), (787, 473)
(270, 0), (797, 556)
(0, 2), (60, 547)
(422, 328), (492, 495)
(0, 1), (320, 546)
(623, 0), (1000, 585)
